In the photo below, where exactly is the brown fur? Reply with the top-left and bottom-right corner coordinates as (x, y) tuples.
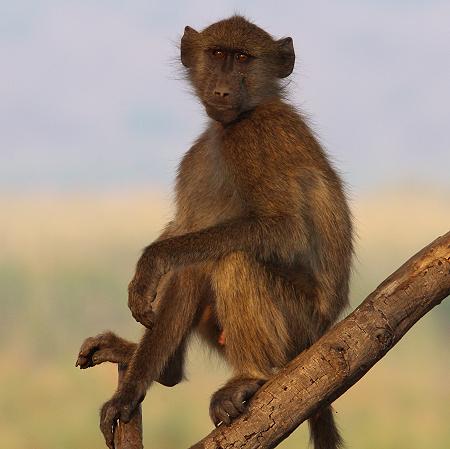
(94, 16), (352, 449)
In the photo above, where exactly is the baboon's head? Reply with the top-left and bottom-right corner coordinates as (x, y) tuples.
(181, 16), (295, 124)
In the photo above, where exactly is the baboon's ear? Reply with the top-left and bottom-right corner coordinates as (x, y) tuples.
(276, 37), (295, 78)
(181, 26), (200, 68)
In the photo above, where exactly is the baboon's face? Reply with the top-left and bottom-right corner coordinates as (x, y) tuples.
(181, 16), (295, 124)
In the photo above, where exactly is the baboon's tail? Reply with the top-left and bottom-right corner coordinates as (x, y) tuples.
(308, 406), (343, 449)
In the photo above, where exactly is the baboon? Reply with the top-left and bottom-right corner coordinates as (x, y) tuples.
(77, 15), (353, 449)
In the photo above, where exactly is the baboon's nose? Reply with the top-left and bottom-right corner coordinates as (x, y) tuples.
(214, 87), (230, 98)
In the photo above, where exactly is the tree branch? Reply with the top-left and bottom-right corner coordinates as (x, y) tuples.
(114, 365), (143, 449)
(190, 231), (450, 449)
(78, 231), (449, 449)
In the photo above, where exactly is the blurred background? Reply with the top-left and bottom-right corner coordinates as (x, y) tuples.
(0, 1), (449, 448)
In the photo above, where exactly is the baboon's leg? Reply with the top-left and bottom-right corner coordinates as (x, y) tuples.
(209, 251), (298, 426)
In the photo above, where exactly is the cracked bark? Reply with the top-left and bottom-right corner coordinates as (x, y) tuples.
(79, 232), (449, 449)
(190, 231), (450, 449)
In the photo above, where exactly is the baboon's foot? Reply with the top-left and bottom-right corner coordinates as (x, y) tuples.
(76, 331), (136, 369)
(209, 377), (265, 426)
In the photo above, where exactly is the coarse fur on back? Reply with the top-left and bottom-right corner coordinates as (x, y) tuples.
(85, 15), (352, 449)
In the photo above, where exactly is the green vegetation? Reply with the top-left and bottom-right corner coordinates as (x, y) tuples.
(0, 189), (448, 449)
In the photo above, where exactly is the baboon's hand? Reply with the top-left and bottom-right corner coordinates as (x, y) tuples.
(127, 277), (157, 328)
(100, 381), (147, 449)
(128, 246), (169, 327)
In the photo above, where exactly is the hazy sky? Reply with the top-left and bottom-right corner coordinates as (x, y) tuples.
(1, 0), (449, 193)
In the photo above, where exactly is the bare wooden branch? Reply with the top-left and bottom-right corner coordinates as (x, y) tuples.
(78, 232), (449, 449)
(113, 365), (143, 449)
(190, 231), (450, 449)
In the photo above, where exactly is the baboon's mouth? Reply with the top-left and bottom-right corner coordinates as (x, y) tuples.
(204, 102), (241, 124)
(205, 101), (237, 111)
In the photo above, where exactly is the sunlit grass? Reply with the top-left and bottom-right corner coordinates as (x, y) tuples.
(0, 186), (448, 449)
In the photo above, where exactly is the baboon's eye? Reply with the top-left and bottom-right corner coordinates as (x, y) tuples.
(235, 53), (249, 63)
(212, 49), (226, 59)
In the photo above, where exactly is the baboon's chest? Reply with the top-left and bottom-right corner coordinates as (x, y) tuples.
(176, 144), (244, 231)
